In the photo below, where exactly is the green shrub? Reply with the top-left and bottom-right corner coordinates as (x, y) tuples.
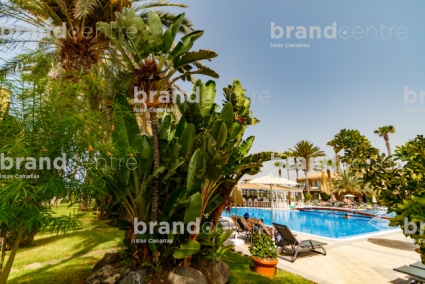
(248, 232), (278, 260)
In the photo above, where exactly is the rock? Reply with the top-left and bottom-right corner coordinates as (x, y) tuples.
(85, 265), (122, 284)
(92, 253), (121, 273)
(168, 267), (208, 284)
(207, 260), (231, 284)
(119, 268), (146, 284)
(23, 263), (42, 269)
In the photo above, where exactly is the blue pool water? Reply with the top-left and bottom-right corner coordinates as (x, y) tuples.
(222, 208), (398, 239)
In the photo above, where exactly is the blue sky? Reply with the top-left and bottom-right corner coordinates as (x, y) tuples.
(2, 1), (423, 180)
(169, 0), (425, 180)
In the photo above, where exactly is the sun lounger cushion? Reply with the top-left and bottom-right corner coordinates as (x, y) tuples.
(393, 265), (425, 279)
(299, 240), (327, 248)
(410, 261), (425, 270)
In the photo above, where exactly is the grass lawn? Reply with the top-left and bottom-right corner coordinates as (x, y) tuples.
(4, 203), (314, 284)
(223, 252), (315, 284)
(6, 203), (124, 283)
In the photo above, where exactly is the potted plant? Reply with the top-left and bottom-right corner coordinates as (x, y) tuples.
(249, 231), (278, 278)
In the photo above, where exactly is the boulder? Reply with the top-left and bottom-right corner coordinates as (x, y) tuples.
(168, 267), (207, 284)
(207, 260), (231, 284)
(92, 253), (121, 273)
(119, 268), (146, 284)
(85, 265), (121, 284)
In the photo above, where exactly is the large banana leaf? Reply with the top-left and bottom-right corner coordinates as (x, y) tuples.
(173, 240), (200, 259)
(170, 31), (204, 58)
(183, 192), (202, 224)
(186, 149), (203, 194)
(218, 102), (233, 130)
(173, 50), (218, 69)
(177, 66), (219, 80)
(178, 123), (196, 158)
(112, 94), (144, 158)
(163, 13), (184, 53)
(148, 10), (164, 52)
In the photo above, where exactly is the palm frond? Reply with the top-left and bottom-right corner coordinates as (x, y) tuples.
(74, 0), (100, 20)
(0, 49), (55, 78)
(133, 1), (188, 9)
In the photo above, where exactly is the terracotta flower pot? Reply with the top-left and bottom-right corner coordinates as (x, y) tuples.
(251, 256), (278, 278)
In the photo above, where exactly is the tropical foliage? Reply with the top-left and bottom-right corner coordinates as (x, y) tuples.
(0, 64), (107, 283)
(0, 0), (194, 77)
(289, 141), (325, 194)
(328, 129), (425, 263)
(374, 125), (396, 156)
(249, 231), (278, 260)
(330, 170), (373, 196)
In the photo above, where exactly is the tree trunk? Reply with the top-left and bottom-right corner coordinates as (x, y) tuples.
(335, 153), (340, 175)
(150, 110), (160, 222)
(384, 134), (392, 156)
(278, 168), (281, 177)
(327, 168), (332, 189)
(0, 227), (23, 284)
(0, 231), (6, 273)
(142, 104), (148, 135)
(286, 157), (290, 180)
(305, 170), (310, 195)
(294, 158), (299, 186)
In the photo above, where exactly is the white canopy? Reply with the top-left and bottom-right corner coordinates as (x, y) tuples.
(247, 174), (299, 185)
(344, 194), (356, 197)
(247, 174), (299, 230)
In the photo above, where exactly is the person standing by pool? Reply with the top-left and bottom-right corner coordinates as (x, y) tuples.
(343, 197), (348, 208)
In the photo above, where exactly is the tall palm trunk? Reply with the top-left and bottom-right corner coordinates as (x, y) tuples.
(142, 105), (148, 135)
(335, 152), (340, 175)
(286, 157), (290, 180)
(305, 170), (310, 195)
(294, 157), (300, 187)
(150, 110), (160, 222)
(327, 168), (332, 188)
(384, 134), (392, 156)
(383, 134), (394, 169)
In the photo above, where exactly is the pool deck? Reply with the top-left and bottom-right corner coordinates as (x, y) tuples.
(223, 217), (417, 284)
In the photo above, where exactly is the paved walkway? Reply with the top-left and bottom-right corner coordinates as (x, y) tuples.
(225, 223), (417, 283)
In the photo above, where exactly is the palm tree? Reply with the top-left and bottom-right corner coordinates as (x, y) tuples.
(289, 151), (300, 183)
(282, 150), (292, 180)
(274, 161), (283, 177)
(273, 161), (283, 177)
(289, 141), (325, 195)
(320, 158), (334, 187)
(330, 170), (373, 200)
(0, 0), (194, 78)
(374, 125), (396, 156)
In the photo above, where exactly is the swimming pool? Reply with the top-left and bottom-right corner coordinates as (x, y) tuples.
(221, 208), (399, 239)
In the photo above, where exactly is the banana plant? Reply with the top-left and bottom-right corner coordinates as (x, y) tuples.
(97, 9), (218, 223)
(99, 93), (194, 264)
(177, 79), (286, 228)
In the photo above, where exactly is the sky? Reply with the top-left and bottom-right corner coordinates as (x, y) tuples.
(166, 0), (425, 180)
(2, 1), (424, 181)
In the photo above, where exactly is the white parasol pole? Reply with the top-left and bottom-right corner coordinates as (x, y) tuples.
(229, 185), (244, 245)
